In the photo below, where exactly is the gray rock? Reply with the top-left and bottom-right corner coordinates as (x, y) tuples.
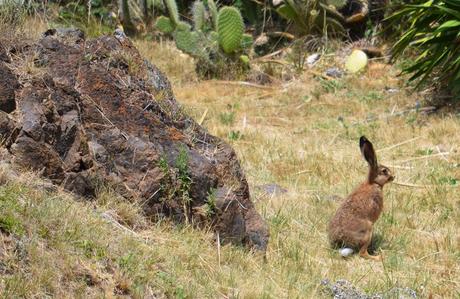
(321, 279), (417, 299)
(326, 67), (344, 78)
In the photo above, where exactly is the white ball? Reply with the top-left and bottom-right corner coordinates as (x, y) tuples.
(339, 248), (354, 257)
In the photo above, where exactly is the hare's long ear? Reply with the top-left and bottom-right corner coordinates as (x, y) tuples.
(359, 136), (378, 182)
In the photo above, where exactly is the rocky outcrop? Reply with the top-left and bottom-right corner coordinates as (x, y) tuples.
(0, 28), (269, 251)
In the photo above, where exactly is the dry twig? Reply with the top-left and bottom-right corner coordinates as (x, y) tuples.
(211, 80), (277, 90)
(377, 137), (421, 152)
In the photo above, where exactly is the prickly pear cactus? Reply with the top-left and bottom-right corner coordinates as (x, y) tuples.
(174, 28), (201, 57)
(176, 21), (192, 31)
(164, 0), (180, 25)
(208, 31), (219, 46)
(327, 0), (347, 9)
(155, 16), (175, 33)
(208, 0), (219, 30)
(192, 1), (206, 31)
(217, 7), (244, 54)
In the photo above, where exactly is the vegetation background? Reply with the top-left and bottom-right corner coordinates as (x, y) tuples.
(0, 0), (459, 298)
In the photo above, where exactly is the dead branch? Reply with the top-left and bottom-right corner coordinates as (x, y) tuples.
(211, 80), (277, 90)
(377, 137), (422, 152)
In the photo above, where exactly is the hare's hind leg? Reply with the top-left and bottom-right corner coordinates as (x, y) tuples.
(356, 221), (381, 261)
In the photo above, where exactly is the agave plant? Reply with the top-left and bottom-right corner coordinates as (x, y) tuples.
(388, 0), (460, 96)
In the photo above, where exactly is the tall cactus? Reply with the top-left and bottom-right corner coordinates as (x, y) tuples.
(192, 1), (206, 31)
(217, 7), (244, 54)
(119, 0), (136, 35)
(207, 0), (219, 30)
(164, 0), (180, 25)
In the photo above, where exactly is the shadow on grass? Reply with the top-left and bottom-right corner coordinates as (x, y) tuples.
(368, 232), (385, 255)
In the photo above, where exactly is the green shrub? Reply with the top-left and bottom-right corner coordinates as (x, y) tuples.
(388, 0), (460, 98)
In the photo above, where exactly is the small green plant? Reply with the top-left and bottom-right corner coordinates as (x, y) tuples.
(415, 148), (434, 156)
(438, 177), (458, 186)
(118, 252), (136, 273)
(319, 78), (345, 94)
(204, 188), (217, 217)
(228, 130), (242, 141)
(0, 214), (25, 236)
(362, 91), (383, 102)
(219, 111), (236, 126)
(75, 239), (107, 259)
(176, 146), (192, 223)
(158, 156), (169, 174)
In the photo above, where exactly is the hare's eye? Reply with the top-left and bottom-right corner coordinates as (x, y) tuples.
(382, 169), (388, 175)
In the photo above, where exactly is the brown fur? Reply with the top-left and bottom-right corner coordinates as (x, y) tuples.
(328, 136), (394, 261)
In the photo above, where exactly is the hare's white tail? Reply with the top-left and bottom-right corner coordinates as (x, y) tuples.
(339, 248), (354, 257)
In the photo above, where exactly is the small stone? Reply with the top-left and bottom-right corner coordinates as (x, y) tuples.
(114, 28), (127, 41)
(384, 86), (399, 93)
(326, 67), (343, 78)
(380, 287), (417, 299)
(321, 278), (417, 299)
(306, 53), (320, 67)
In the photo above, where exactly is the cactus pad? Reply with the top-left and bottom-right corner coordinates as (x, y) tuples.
(174, 28), (201, 57)
(176, 21), (192, 31)
(217, 7), (244, 54)
(192, 1), (206, 31)
(155, 16), (175, 33)
(164, 0), (180, 25)
(207, 0), (219, 30)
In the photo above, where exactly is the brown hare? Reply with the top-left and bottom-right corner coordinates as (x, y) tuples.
(328, 136), (394, 261)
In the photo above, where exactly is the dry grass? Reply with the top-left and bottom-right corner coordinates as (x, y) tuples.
(0, 37), (459, 298)
(141, 43), (459, 297)
(0, 3), (49, 45)
(134, 39), (197, 88)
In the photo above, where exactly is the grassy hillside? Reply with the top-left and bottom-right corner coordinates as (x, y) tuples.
(1, 27), (459, 299)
